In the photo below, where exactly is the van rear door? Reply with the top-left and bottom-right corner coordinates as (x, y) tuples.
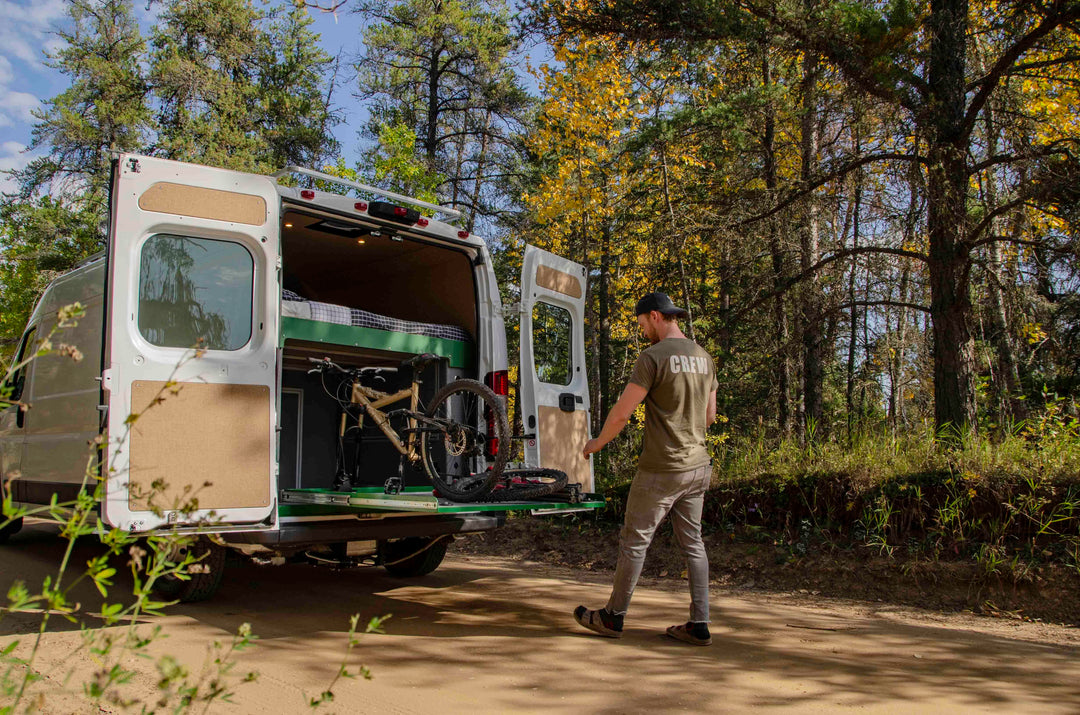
(519, 245), (593, 491)
(102, 154), (280, 533)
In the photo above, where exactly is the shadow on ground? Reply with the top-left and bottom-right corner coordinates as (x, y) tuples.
(3, 520), (1079, 713)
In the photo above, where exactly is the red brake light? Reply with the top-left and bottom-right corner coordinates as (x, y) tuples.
(300, 189), (315, 199)
(355, 201), (368, 211)
(485, 370), (509, 396)
(484, 371), (509, 458)
(394, 206), (408, 217)
(417, 217), (429, 227)
(458, 230), (469, 239)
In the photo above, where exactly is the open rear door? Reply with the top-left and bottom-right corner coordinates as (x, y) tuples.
(102, 154), (280, 532)
(519, 245), (593, 492)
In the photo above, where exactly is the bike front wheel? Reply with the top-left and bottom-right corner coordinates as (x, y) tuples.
(420, 379), (509, 502)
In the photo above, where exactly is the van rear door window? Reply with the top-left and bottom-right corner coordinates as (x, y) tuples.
(138, 235), (254, 351)
(532, 301), (573, 386)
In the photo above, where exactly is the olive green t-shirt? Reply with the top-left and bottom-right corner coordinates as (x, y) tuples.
(629, 338), (718, 472)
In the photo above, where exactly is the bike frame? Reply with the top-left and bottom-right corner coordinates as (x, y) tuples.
(349, 381), (422, 461)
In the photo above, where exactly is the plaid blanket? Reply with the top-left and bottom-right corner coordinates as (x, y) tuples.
(282, 290), (471, 343)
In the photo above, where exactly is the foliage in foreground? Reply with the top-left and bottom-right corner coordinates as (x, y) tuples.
(0, 308), (385, 712)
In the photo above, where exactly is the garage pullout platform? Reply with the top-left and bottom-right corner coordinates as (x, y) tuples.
(280, 486), (605, 515)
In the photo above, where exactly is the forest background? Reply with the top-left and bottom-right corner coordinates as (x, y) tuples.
(1, 0), (1079, 573)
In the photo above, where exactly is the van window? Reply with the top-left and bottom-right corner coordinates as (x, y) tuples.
(138, 235), (254, 351)
(5, 324), (37, 402)
(532, 301), (573, 386)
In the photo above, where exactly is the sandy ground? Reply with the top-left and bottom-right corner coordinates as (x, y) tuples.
(2, 520), (1080, 714)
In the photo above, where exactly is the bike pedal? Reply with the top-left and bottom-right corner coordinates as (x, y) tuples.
(384, 476), (403, 495)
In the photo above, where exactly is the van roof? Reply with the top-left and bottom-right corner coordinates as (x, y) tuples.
(272, 166), (486, 249)
(277, 185), (486, 249)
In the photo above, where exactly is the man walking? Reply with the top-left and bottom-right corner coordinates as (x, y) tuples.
(574, 292), (718, 645)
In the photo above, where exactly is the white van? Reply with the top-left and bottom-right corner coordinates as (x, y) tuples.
(0, 154), (599, 599)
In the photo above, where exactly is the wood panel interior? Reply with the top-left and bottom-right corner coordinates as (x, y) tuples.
(138, 182), (267, 226)
(128, 381), (272, 512)
(537, 406), (593, 491)
(282, 211), (477, 338)
(535, 264), (582, 299)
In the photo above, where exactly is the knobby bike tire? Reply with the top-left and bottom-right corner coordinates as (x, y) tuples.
(421, 379), (509, 502)
(481, 468), (568, 502)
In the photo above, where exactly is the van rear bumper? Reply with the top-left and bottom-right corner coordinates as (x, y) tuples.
(221, 512), (504, 548)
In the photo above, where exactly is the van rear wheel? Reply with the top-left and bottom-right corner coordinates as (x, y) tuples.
(0, 517), (23, 544)
(379, 536), (449, 577)
(152, 536), (227, 603)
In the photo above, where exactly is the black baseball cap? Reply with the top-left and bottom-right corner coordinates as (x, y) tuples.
(634, 291), (688, 317)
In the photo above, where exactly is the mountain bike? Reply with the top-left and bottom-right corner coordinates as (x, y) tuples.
(308, 355), (567, 502)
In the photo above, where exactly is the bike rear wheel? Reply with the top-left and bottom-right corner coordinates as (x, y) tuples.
(420, 379), (509, 502)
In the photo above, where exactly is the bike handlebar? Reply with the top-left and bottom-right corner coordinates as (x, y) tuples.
(307, 357), (398, 377)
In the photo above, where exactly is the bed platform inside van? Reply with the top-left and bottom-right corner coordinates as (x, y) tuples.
(279, 290), (472, 368)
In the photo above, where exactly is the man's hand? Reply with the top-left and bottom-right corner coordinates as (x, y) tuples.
(580, 383), (648, 461)
(582, 438), (602, 460)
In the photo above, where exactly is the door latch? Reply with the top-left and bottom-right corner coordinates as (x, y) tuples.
(559, 393), (576, 412)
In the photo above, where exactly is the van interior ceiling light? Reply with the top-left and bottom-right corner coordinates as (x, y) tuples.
(357, 238), (366, 245)
(284, 222), (293, 228)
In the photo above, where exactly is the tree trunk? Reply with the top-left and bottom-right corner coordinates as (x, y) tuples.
(846, 120), (863, 442)
(799, 47), (823, 436)
(599, 221), (612, 422)
(762, 43), (792, 436)
(925, 0), (978, 433)
(467, 109), (492, 234)
(425, 42), (441, 169)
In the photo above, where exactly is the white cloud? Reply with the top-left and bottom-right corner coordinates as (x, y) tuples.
(0, 0), (67, 71)
(0, 55), (11, 86)
(0, 90), (39, 123)
(0, 140), (29, 194)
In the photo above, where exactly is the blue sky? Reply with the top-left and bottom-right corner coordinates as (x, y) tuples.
(0, 2), (382, 193)
(0, 0), (543, 195)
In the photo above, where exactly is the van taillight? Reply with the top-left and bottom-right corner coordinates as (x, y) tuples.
(484, 371), (509, 457)
(485, 370), (509, 396)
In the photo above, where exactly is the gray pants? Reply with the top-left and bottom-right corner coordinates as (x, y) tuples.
(606, 463), (711, 623)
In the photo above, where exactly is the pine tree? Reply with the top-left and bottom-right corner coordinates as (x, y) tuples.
(353, 0), (530, 227)
(150, 0), (266, 171)
(12, 0), (151, 205)
(258, 1), (342, 169)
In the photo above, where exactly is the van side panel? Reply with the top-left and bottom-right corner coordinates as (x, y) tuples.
(20, 260), (106, 487)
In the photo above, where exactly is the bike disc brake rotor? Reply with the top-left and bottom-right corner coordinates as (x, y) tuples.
(444, 424), (473, 457)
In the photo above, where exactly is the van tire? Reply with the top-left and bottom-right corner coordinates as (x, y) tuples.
(153, 537), (227, 603)
(0, 517), (23, 544)
(379, 536), (449, 577)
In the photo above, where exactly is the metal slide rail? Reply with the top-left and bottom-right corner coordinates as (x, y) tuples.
(280, 487), (605, 515)
(273, 165), (463, 221)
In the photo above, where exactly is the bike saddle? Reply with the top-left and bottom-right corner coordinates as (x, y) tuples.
(400, 353), (443, 371)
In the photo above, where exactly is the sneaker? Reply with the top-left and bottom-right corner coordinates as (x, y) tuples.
(573, 606), (623, 638)
(665, 621), (712, 646)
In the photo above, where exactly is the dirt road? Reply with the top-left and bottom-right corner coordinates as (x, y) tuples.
(2, 520), (1079, 713)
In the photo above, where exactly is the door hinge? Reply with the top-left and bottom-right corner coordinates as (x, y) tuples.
(503, 302), (520, 318)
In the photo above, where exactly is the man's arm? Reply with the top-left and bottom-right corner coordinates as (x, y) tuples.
(707, 389), (717, 425)
(582, 382), (649, 459)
